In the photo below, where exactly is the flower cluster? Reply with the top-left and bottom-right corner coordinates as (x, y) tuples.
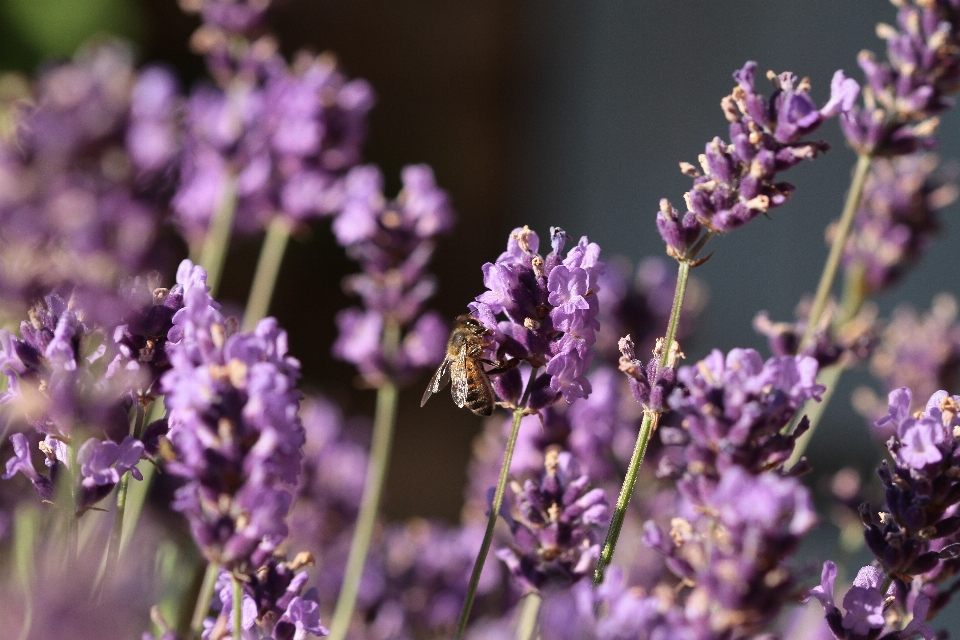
(469, 226), (604, 409)
(854, 295), (960, 437)
(806, 387), (960, 638)
(659, 348), (824, 485)
(162, 260), (305, 569)
(203, 555), (327, 640)
(496, 449), (609, 593)
(332, 164), (453, 386)
(657, 61), (858, 256)
(841, 0), (960, 155)
(0, 290), (155, 514)
(625, 349), (824, 635)
(840, 154), (958, 293)
(172, 50), (374, 243)
(753, 299), (878, 370)
(0, 42), (163, 309)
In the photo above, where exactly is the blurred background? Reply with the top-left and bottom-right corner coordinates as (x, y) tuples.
(2, 0), (959, 615)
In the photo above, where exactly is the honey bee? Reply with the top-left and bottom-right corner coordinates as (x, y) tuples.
(420, 314), (498, 416)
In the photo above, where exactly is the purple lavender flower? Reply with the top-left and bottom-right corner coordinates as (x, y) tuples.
(332, 164), (453, 387)
(840, 154), (957, 293)
(661, 348), (824, 488)
(0, 289), (156, 513)
(0, 42), (163, 309)
(161, 259), (305, 569)
(841, 1), (960, 155)
(657, 61), (857, 256)
(496, 449), (609, 592)
(853, 295), (960, 437)
(469, 226), (604, 409)
(644, 466), (816, 636)
(805, 561), (936, 639)
(203, 555), (328, 639)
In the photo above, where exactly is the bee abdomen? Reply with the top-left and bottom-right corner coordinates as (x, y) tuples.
(465, 377), (494, 416)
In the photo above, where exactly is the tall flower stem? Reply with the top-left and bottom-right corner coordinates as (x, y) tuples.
(242, 217), (292, 331)
(329, 323), (402, 640)
(455, 407), (526, 640)
(188, 561), (220, 640)
(788, 157), (873, 461)
(119, 398), (163, 555)
(232, 574), (243, 640)
(594, 258), (690, 585)
(516, 592), (541, 640)
(802, 154), (873, 347)
(13, 506), (38, 640)
(786, 364), (842, 465)
(105, 400), (145, 570)
(198, 178), (237, 298)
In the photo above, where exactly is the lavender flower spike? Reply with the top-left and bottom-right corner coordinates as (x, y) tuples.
(658, 61), (857, 257)
(496, 449), (609, 592)
(470, 226), (604, 410)
(162, 259), (305, 570)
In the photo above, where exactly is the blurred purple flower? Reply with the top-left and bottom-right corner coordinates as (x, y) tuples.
(332, 164), (453, 387)
(0, 42), (163, 310)
(496, 449), (608, 592)
(840, 154), (958, 293)
(841, 1), (960, 155)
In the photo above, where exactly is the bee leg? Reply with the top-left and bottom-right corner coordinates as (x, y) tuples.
(483, 357), (522, 376)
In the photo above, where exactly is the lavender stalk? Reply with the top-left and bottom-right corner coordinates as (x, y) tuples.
(801, 153), (873, 348)
(593, 258), (689, 584)
(328, 362), (399, 640)
(455, 406), (526, 640)
(516, 593), (541, 640)
(242, 216), (292, 331)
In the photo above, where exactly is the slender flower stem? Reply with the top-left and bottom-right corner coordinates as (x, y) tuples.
(232, 574), (243, 640)
(329, 323), (402, 640)
(105, 400), (145, 570)
(120, 398), (163, 555)
(785, 364), (842, 466)
(106, 474), (129, 568)
(802, 154), (873, 348)
(189, 561), (220, 640)
(456, 407), (526, 639)
(593, 258), (691, 585)
(242, 216), (292, 331)
(13, 506), (38, 640)
(198, 178), (237, 298)
(516, 592), (542, 640)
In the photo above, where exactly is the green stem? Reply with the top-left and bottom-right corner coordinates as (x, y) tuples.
(198, 178), (237, 298)
(120, 398), (163, 555)
(329, 324), (402, 640)
(106, 474), (129, 569)
(786, 364), (842, 467)
(13, 506), (38, 640)
(593, 258), (691, 585)
(516, 592), (542, 640)
(232, 574), (243, 640)
(106, 400), (145, 569)
(802, 154), (872, 347)
(189, 561), (220, 640)
(242, 217), (292, 332)
(455, 408), (525, 639)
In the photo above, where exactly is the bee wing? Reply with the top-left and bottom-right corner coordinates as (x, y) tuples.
(450, 347), (470, 409)
(420, 358), (452, 407)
